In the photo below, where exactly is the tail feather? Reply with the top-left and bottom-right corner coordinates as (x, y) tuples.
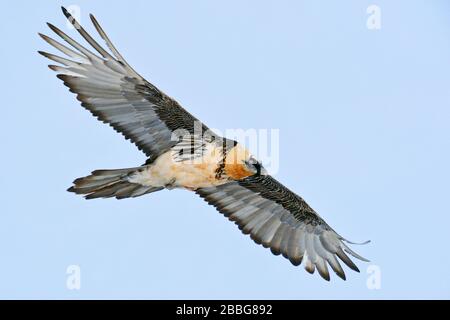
(68, 167), (163, 199)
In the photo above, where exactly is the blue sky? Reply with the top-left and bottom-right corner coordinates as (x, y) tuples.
(1, 0), (449, 299)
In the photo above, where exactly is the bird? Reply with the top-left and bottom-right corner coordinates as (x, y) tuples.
(39, 7), (369, 281)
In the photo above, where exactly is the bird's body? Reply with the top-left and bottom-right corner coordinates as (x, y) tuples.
(128, 142), (255, 190)
(39, 7), (369, 281)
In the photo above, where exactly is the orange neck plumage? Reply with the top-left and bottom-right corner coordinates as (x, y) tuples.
(223, 144), (254, 180)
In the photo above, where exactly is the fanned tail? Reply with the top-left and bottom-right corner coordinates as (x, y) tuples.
(68, 167), (163, 200)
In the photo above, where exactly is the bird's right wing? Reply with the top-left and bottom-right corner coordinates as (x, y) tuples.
(197, 175), (369, 281)
(39, 7), (211, 162)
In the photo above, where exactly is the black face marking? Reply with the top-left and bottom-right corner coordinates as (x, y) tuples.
(253, 162), (262, 176)
(245, 156), (263, 176)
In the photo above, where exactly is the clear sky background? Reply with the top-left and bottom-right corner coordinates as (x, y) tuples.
(1, 0), (449, 299)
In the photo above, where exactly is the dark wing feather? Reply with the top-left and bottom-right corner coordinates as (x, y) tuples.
(196, 175), (369, 281)
(39, 7), (210, 161)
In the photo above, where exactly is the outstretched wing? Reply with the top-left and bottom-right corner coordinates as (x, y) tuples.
(196, 175), (369, 281)
(39, 7), (210, 162)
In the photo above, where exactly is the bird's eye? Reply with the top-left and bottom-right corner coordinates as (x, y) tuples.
(248, 157), (257, 165)
(253, 162), (262, 175)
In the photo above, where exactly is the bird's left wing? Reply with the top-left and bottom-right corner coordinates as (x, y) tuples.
(39, 7), (211, 162)
(196, 175), (369, 281)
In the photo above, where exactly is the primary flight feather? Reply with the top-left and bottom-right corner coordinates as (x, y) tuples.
(39, 7), (369, 281)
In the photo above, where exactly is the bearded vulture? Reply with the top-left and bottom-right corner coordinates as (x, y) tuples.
(38, 7), (369, 281)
